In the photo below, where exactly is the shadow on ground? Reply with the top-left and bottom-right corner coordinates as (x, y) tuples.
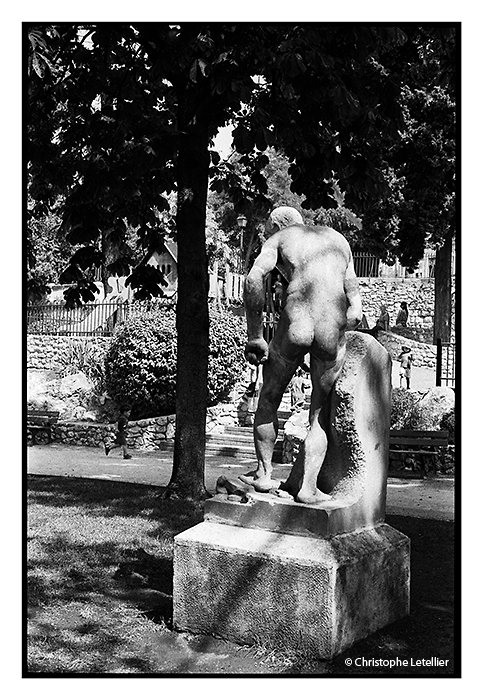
(26, 475), (457, 676)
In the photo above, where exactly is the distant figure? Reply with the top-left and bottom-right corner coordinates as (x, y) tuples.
(375, 304), (390, 331)
(395, 302), (409, 327)
(365, 304), (390, 337)
(242, 205), (362, 504)
(104, 405), (132, 459)
(290, 369), (310, 411)
(273, 274), (284, 313)
(398, 345), (413, 389)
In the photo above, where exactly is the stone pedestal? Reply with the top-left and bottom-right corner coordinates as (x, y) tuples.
(173, 332), (410, 659)
(174, 520), (410, 659)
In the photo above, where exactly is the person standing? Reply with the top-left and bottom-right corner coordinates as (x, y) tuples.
(396, 302), (409, 327)
(375, 304), (390, 332)
(398, 345), (413, 389)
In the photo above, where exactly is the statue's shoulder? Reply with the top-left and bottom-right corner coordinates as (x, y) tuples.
(302, 225), (350, 248)
(313, 224), (343, 237)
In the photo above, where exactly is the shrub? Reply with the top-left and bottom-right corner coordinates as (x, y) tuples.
(440, 408), (455, 443)
(57, 339), (108, 391)
(390, 388), (419, 429)
(105, 305), (246, 420)
(207, 306), (246, 406)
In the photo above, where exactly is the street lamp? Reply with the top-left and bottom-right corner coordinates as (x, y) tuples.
(237, 214), (247, 272)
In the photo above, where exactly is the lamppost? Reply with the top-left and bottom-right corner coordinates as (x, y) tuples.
(236, 214), (247, 273)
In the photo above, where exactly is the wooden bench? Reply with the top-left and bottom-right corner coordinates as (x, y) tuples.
(27, 410), (60, 444)
(389, 429), (450, 450)
(389, 429), (450, 475)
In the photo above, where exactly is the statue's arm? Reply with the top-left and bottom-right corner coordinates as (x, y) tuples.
(344, 250), (363, 330)
(243, 240), (278, 364)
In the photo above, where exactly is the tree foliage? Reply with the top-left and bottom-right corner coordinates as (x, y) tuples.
(207, 148), (363, 273)
(361, 26), (456, 267)
(27, 23), (421, 303)
(27, 24), (456, 281)
(27, 202), (74, 301)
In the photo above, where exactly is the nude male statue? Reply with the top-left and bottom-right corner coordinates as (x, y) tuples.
(241, 206), (363, 505)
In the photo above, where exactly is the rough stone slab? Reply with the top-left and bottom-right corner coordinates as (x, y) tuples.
(173, 521), (410, 659)
(204, 492), (385, 538)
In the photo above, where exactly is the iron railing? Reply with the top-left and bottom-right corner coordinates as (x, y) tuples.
(353, 252), (380, 278)
(353, 249), (437, 279)
(436, 339), (456, 388)
(27, 299), (175, 336)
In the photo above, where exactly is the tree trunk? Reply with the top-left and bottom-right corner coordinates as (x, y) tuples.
(165, 117), (211, 500)
(433, 232), (453, 344)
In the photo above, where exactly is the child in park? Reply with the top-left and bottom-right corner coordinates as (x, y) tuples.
(398, 345), (413, 389)
(104, 405), (132, 459)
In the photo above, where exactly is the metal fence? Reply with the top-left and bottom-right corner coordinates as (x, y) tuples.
(26, 299), (175, 336)
(353, 249), (437, 279)
(353, 252), (380, 278)
(436, 339), (456, 388)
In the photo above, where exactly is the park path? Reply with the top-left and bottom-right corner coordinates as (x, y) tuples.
(27, 443), (455, 521)
(392, 364), (436, 392)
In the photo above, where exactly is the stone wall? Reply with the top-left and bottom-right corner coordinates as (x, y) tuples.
(27, 334), (111, 372)
(52, 414), (176, 450)
(358, 278), (434, 328)
(376, 331), (437, 369)
(49, 403), (239, 450)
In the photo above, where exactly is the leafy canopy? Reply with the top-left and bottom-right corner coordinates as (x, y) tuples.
(27, 23), (440, 303)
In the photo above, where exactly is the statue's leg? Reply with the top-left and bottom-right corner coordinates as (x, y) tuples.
(296, 344), (346, 505)
(240, 345), (302, 492)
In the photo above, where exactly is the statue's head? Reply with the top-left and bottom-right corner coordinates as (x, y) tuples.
(266, 206), (303, 236)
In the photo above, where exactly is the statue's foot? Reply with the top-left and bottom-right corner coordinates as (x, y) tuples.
(254, 478), (281, 493)
(238, 470), (260, 483)
(295, 487), (332, 505)
(239, 471), (279, 493)
(277, 479), (299, 498)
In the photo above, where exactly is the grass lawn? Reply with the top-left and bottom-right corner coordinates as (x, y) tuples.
(26, 475), (457, 676)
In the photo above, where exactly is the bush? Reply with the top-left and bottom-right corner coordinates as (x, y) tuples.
(104, 305), (246, 420)
(390, 388), (419, 429)
(391, 387), (456, 434)
(440, 408), (455, 443)
(58, 339), (107, 391)
(207, 306), (246, 406)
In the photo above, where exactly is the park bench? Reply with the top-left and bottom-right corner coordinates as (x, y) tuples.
(389, 429), (450, 475)
(27, 409), (60, 445)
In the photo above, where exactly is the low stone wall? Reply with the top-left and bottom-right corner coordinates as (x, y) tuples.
(206, 404), (239, 433)
(377, 331), (437, 369)
(49, 403), (239, 450)
(52, 414), (176, 450)
(27, 334), (111, 372)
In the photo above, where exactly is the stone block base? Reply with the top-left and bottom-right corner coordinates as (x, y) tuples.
(173, 521), (410, 659)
